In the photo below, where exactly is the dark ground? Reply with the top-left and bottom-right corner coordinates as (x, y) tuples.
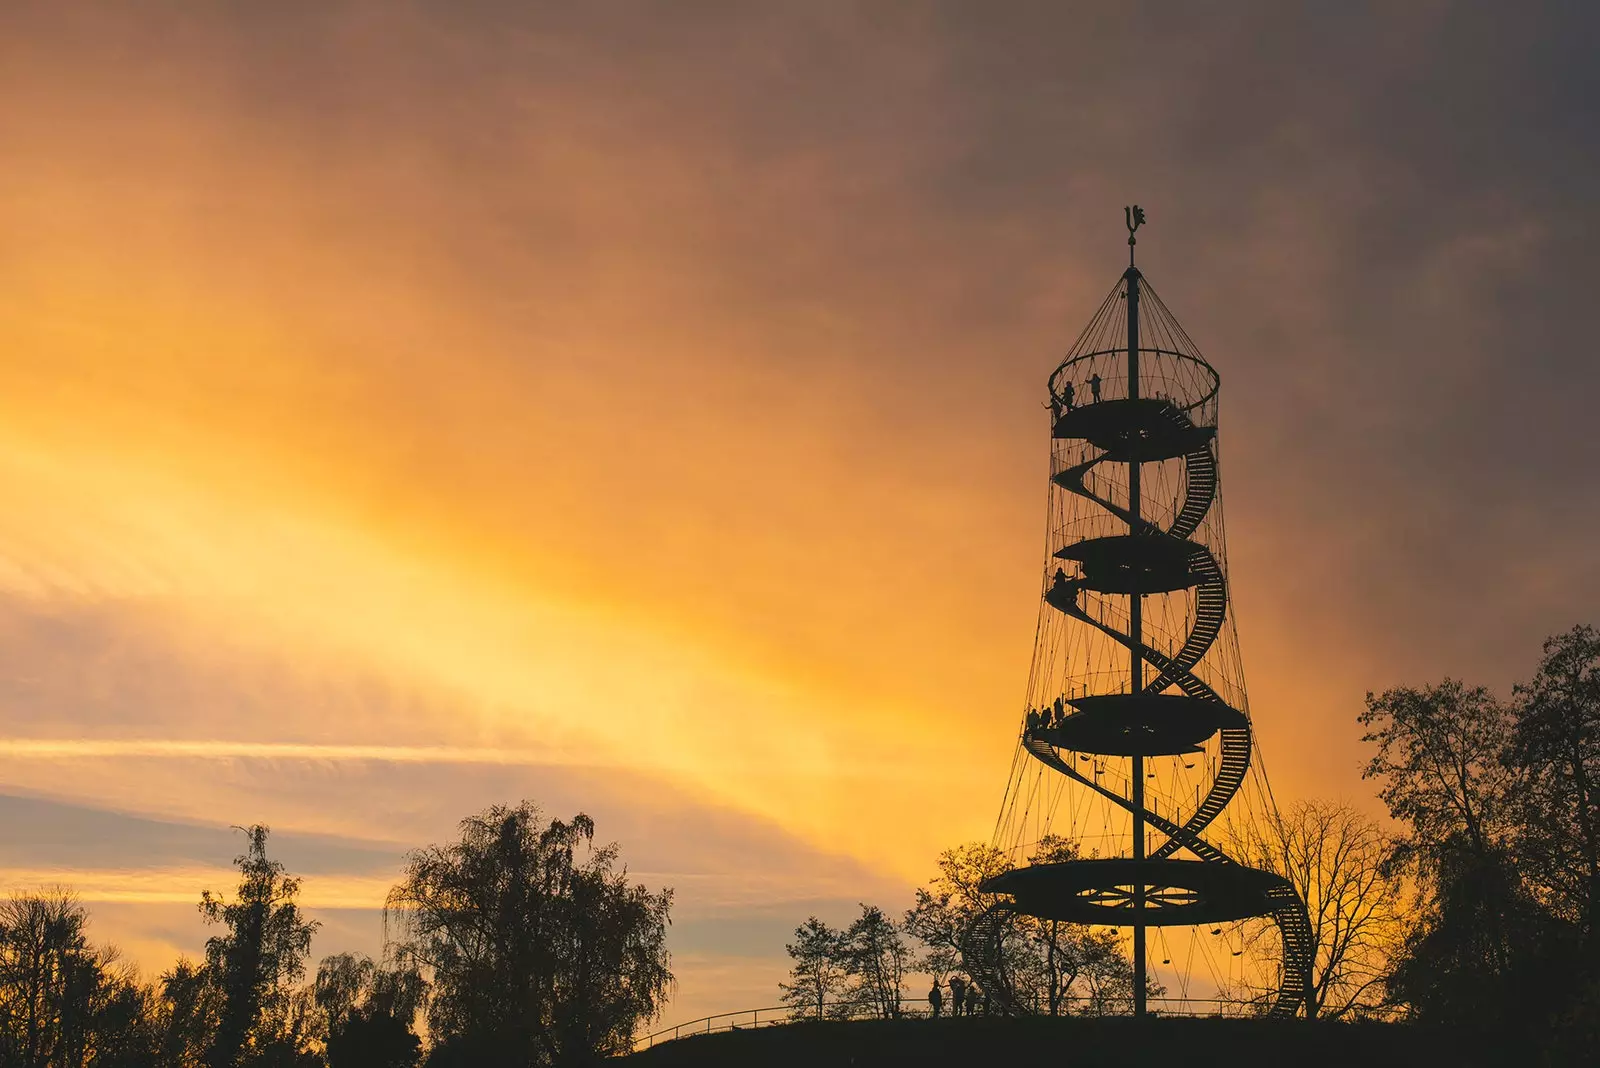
(627, 1016), (1509, 1067)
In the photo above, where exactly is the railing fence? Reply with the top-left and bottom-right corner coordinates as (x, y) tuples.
(633, 994), (1273, 1051)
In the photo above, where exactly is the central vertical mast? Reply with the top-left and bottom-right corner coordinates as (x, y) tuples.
(1124, 218), (1148, 1016)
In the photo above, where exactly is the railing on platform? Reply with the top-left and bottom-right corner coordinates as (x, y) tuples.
(633, 995), (1270, 1051)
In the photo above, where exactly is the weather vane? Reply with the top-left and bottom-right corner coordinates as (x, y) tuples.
(1125, 204), (1146, 265)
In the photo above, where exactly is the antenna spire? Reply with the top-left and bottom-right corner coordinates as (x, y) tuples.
(1125, 204), (1146, 267)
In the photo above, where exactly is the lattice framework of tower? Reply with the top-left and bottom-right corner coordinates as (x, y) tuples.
(963, 213), (1314, 1018)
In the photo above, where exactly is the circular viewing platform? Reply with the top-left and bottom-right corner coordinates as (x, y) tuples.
(1051, 398), (1215, 463)
(981, 858), (1291, 926)
(1033, 694), (1246, 756)
(1053, 535), (1216, 595)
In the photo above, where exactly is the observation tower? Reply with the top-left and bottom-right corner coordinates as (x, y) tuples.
(967, 210), (1312, 1017)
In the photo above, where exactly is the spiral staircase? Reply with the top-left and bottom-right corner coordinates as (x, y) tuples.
(966, 230), (1313, 1019)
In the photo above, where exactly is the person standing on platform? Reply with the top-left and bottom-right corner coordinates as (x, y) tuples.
(948, 974), (967, 1017)
(1090, 373), (1102, 403)
(928, 979), (943, 1019)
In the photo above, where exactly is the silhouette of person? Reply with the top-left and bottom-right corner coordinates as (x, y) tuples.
(1053, 697), (1065, 726)
(967, 982), (983, 1016)
(1090, 373), (1102, 403)
(1063, 381), (1075, 410)
(928, 980), (943, 1019)
(948, 974), (967, 1017)
(1048, 568), (1078, 614)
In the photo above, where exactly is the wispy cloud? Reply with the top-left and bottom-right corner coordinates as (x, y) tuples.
(0, 866), (395, 908)
(0, 738), (590, 766)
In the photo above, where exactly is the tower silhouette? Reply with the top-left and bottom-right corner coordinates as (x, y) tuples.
(966, 213), (1313, 1017)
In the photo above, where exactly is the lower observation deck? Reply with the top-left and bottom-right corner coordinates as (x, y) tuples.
(1035, 694), (1247, 756)
(981, 858), (1291, 926)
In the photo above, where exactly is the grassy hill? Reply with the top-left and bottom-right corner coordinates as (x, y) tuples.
(628, 1015), (1504, 1067)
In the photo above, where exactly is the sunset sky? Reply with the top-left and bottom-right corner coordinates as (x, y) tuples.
(2, 2), (1597, 1027)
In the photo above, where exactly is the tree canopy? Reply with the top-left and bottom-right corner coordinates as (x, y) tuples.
(1359, 626), (1600, 1042)
(199, 825), (321, 1067)
(778, 918), (849, 1021)
(385, 802), (673, 1066)
(1222, 800), (1406, 1019)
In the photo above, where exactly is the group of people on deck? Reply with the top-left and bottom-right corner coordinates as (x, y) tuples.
(1055, 373), (1187, 419)
(927, 974), (985, 1018)
(1025, 698), (1068, 736)
(1055, 373), (1103, 416)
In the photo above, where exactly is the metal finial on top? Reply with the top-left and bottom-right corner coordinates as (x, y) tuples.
(1125, 204), (1146, 266)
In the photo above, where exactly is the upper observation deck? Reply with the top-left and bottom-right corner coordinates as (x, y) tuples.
(1051, 396), (1216, 463)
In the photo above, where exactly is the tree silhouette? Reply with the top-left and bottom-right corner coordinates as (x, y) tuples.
(155, 958), (222, 1066)
(326, 1011), (419, 1068)
(1221, 801), (1407, 1019)
(0, 889), (162, 1067)
(903, 837), (1147, 1015)
(0, 889), (96, 1067)
(1360, 680), (1516, 879)
(385, 802), (672, 1066)
(1362, 674), (1580, 1036)
(86, 960), (159, 1068)
(198, 825), (320, 1067)
(315, 952), (424, 1068)
(1510, 624), (1600, 956)
(903, 842), (1014, 983)
(778, 919), (849, 1020)
(838, 906), (909, 1019)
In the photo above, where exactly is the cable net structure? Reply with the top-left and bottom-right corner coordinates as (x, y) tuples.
(963, 246), (1313, 1018)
